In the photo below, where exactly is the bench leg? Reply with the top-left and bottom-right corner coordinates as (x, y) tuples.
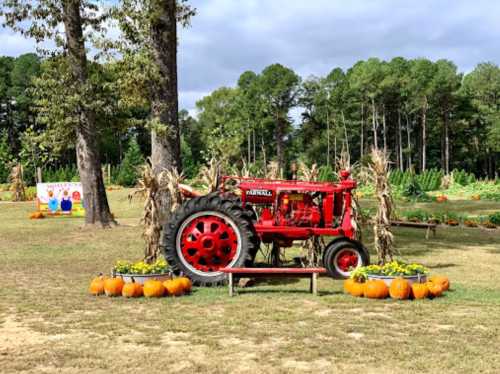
(228, 273), (234, 297)
(425, 226), (430, 240)
(312, 273), (318, 296)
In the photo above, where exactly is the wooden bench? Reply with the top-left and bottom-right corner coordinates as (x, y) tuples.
(391, 220), (437, 239)
(220, 267), (327, 296)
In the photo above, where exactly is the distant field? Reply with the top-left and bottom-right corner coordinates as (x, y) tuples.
(1, 189), (499, 373)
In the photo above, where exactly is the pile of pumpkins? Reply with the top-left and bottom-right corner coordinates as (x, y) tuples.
(344, 275), (450, 300)
(89, 274), (192, 298)
(29, 211), (45, 219)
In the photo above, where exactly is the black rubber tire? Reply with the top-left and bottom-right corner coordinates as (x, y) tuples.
(163, 194), (258, 286)
(323, 239), (370, 278)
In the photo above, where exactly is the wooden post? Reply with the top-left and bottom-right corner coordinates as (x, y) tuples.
(107, 164), (111, 185)
(36, 167), (42, 184)
(312, 273), (318, 296)
(228, 273), (234, 297)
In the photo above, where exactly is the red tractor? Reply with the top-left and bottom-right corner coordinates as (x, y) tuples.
(163, 171), (369, 285)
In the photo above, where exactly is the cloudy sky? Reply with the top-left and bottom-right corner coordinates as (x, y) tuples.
(1, 0), (499, 112)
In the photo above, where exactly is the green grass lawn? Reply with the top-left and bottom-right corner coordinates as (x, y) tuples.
(1, 189), (500, 373)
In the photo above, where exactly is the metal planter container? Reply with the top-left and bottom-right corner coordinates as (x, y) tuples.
(116, 273), (171, 285)
(367, 274), (427, 287)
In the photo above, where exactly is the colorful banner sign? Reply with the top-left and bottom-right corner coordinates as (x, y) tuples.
(36, 182), (85, 217)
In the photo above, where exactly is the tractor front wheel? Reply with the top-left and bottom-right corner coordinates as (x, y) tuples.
(163, 194), (258, 286)
(323, 239), (369, 278)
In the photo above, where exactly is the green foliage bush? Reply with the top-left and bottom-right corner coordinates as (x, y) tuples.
(444, 181), (500, 201)
(43, 164), (79, 182)
(402, 209), (430, 222)
(416, 169), (443, 191)
(452, 169), (476, 186)
(116, 138), (144, 187)
(0, 132), (13, 183)
(390, 168), (442, 191)
(489, 212), (500, 225)
(318, 165), (337, 182)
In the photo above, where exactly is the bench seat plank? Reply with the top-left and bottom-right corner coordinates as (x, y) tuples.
(221, 267), (327, 274)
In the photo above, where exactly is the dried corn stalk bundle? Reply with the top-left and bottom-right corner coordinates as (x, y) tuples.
(198, 157), (221, 193)
(297, 161), (318, 181)
(336, 147), (351, 175)
(441, 173), (453, 189)
(130, 159), (183, 264)
(335, 148), (363, 241)
(239, 160), (252, 178)
(298, 162), (324, 266)
(10, 164), (26, 202)
(368, 148), (395, 264)
(265, 161), (280, 180)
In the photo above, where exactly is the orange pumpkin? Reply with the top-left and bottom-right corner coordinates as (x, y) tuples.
(163, 278), (184, 296)
(364, 280), (389, 299)
(29, 211), (45, 219)
(429, 276), (449, 291)
(436, 195), (448, 203)
(389, 278), (411, 300)
(122, 278), (143, 298)
(143, 279), (165, 297)
(178, 276), (192, 293)
(104, 276), (125, 297)
(343, 278), (355, 294)
(427, 281), (443, 297)
(411, 282), (429, 299)
(89, 274), (105, 296)
(349, 281), (366, 297)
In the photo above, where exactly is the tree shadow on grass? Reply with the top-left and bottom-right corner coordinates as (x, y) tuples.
(257, 278), (301, 286)
(426, 263), (457, 269)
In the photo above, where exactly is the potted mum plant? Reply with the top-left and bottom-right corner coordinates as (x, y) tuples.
(113, 259), (171, 284)
(351, 260), (429, 286)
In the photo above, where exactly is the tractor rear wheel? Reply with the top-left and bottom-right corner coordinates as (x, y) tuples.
(323, 239), (369, 278)
(163, 194), (258, 286)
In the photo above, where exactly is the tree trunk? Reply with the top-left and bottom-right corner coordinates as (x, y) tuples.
(62, 0), (115, 227)
(247, 118), (251, 165)
(341, 110), (350, 160)
(405, 113), (412, 170)
(333, 118), (337, 163)
(326, 109), (330, 166)
(149, 0), (181, 174)
(261, 134), (267, 175)
(371, 98), (378, 149)
(443, 111), (450, 175)
(276, 113), (285, 176)
(398, 109), (403, 171)
(421, 96), (428, 172)
(252, 128), (256, 163)
(382, 105), (387, 153)
(360, 102), (364, 159)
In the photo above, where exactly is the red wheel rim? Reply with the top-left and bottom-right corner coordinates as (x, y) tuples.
(178, 213), (240, 274)
(335, 249), (359, 273)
